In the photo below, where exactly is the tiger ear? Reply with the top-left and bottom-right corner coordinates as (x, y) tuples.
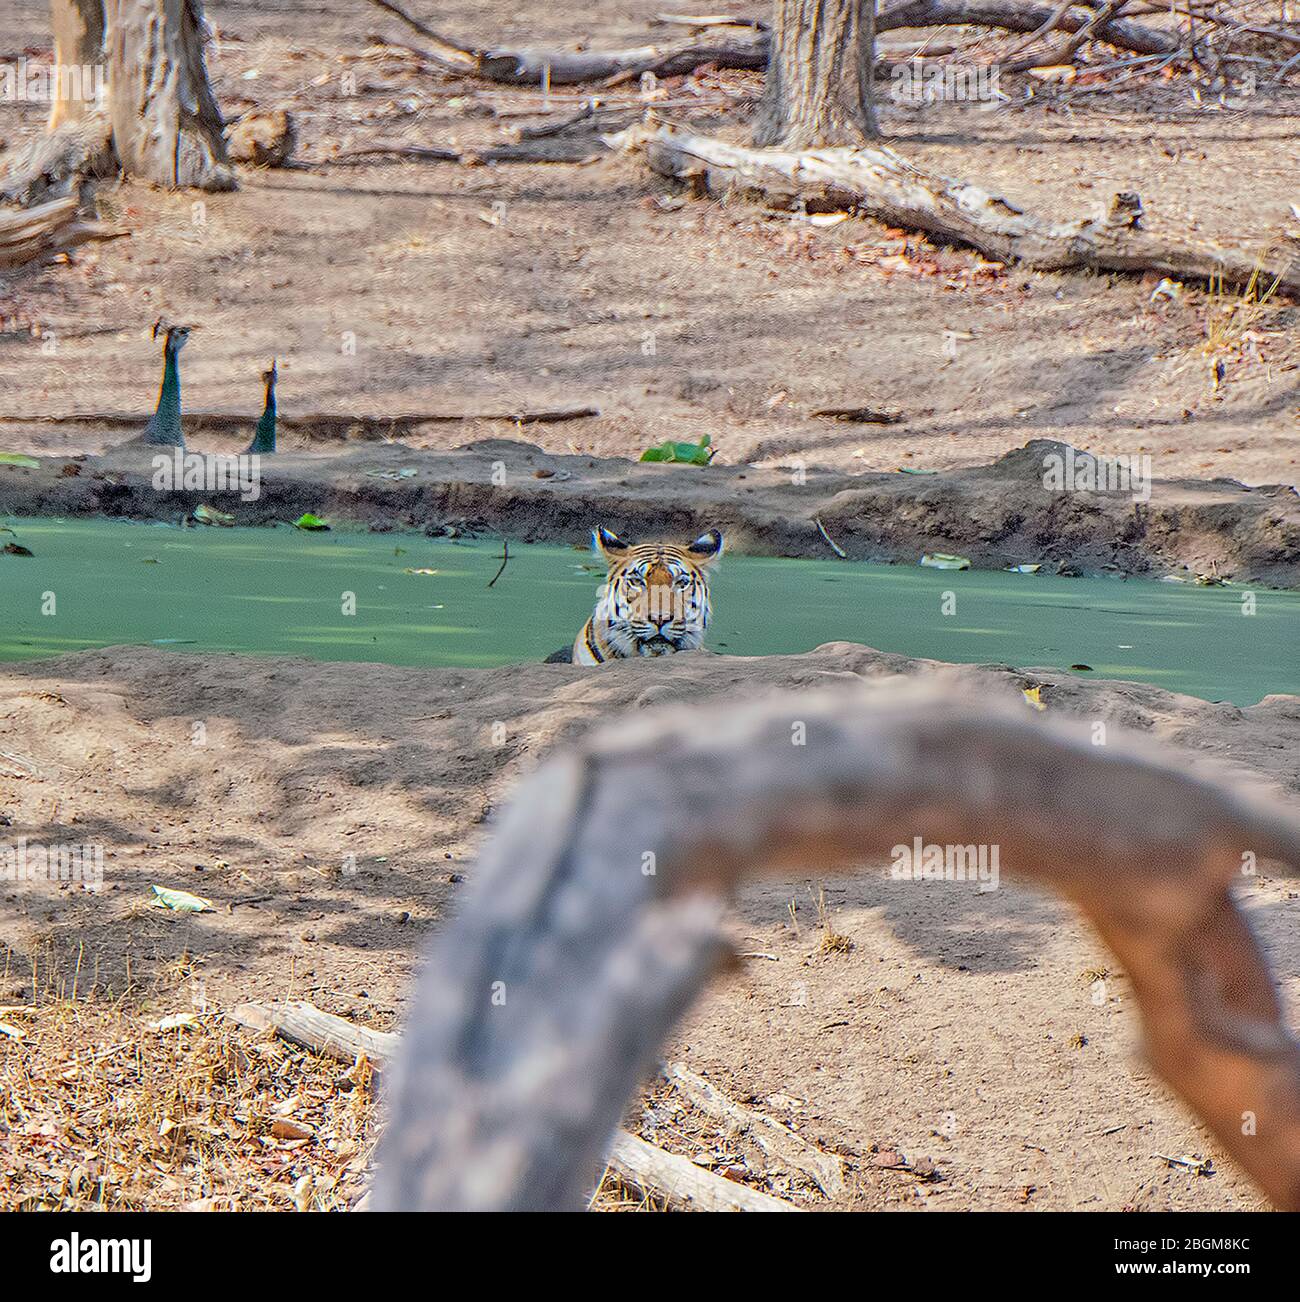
(687, 528), (724, 563)
(593, 526), (630, 562)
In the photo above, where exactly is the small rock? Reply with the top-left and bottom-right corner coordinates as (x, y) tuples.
(227, 109), (296, 168)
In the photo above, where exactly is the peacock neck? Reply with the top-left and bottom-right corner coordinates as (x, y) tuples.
(248, 378), (276, 454)
(144, 349), (184, 447)
(162, 350), (179, 400)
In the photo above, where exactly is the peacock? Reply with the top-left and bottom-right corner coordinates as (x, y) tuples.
(141, 319), (191, 449)
(244, 361), (277, 454)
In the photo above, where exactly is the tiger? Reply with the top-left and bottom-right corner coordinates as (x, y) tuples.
(571, 526), (724, 666)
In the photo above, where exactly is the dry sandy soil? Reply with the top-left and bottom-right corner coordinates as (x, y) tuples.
(2, 643), (1297, 1210)
(0, 0), (1297, 485)
(1, 1), (1298, 1213)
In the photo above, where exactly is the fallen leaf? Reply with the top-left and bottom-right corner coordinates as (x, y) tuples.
(151, 1013), (200, 1032)
(150, 885), (215, 913)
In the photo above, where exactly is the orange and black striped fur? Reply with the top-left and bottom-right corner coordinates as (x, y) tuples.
(573, 526), (724, 666)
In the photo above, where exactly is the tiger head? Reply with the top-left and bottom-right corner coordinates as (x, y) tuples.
(590, 525), (724, 658)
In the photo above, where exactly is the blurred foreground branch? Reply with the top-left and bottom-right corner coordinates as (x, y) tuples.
(374, 683), (1300, 1210)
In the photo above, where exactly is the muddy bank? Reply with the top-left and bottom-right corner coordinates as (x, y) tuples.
(2, 436), (1298, 587)
(1, 642), (1297, 1210)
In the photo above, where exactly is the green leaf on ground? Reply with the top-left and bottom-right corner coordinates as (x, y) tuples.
(640, 434), (713, 465)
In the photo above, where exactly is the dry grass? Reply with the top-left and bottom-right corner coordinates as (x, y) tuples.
(813, 885), (855, 956)
(0, 962), (380, 1211)
(1199, 256), (1287, 379)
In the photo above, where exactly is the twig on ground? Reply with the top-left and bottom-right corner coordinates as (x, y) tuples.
(487, 540), (510, 589)
(814, 517), (849, 559)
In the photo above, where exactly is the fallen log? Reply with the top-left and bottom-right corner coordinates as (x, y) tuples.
(330, 137), (605, 165)
(605, 1132), (801, 1211)
(0, 195), (126, 270)
(661, 1061), (846, 1197)
(634, 123), (1300, 298)
(229, 1000), (399, 1069)
(228, 999), (796, 1212)
(373, 682), (1300, 1211)
(811, 404), (905, 423)
(364, 0), (1182, 88)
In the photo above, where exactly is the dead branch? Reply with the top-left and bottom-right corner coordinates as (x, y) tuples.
(999, 0), (1132, 75)
(0, 195), (126, 270)
(634, 123), (1300, 299)
(877, 0), (1179, 57)
(811, 405), (905, 422)
(1126, 2), (1300, 51)
(604, 1131), (801, 1210)
(486, 539), (510, 588)
(365, 0), (766, 84)
(229, 999), (399, 1068)
(373, 682), (1300, 1211)
(661, 1061), (846, 1196)
(652, 13), (770, 31)
(363, 0), (1187, 91)
(3, 405), (599, 438)
(363, 0), (479, 69)
(330, 137), (604, 165)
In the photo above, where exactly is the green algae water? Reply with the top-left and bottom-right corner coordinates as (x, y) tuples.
(0, 518), (1296, 704)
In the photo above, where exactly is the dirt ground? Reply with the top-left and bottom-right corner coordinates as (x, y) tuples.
(2, 643), (1297, 1210)
(1, 1), (1299, 1213)
(0, 0), (1297, 485)
(4, 435), (1299, 586)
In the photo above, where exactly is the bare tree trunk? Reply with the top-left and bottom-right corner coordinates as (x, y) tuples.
(104, 0), (232, 190)
(856, 0), (877, 137)
(755, 0), (877, 147)
(5, 0), (232, 208)
(48, 0), (105, 128)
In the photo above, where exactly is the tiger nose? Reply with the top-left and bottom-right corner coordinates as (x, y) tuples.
(649, 586), (677, 626)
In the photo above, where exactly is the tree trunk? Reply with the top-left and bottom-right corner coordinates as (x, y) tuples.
(48, 0), (106, 128)
(755, 0), (877, 147)
(104, 0), (233, 189)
